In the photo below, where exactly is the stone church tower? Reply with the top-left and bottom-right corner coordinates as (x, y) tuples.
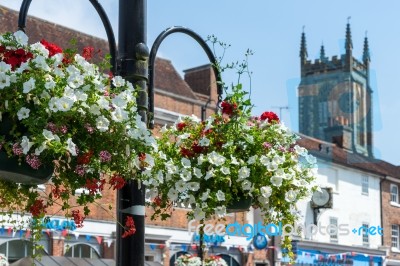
(298, 23), (373, 157)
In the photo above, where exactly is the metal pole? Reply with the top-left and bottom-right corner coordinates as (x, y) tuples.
(117, 1), (148, 266)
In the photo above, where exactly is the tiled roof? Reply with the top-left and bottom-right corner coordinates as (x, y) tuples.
(297, 134), (400, 178)
(0, 5), (197, 100)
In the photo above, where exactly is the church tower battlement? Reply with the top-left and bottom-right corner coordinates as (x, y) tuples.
(298, 22), (373, 157)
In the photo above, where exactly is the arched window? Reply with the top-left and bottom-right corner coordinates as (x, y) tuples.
(0, 240), (48, 263)
(169, 251), (190, 266)
(64, 243), (100, 259)
(217, 254), (240, 266)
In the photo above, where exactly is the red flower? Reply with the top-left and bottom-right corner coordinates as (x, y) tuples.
(109, 174), (126, 190)
(122, 216), (136, 238)
(221, 101), (237, 116)
(71, 210), (85, 228)
(176, 122), (187, 131)
(77, 150), (94, 165)
(138, 153), (146, 162)
(153, 196), (162, 206)
(82, 46), (94, 61)
(85, 178), (106, 195)
(40, 39), (63, 57)
(180, 147), (194, 158)
(260, 111), (280, 123)
(191, 143), (203, 154)
(29, 199), (46, 218)
(3, 48), (33, 70)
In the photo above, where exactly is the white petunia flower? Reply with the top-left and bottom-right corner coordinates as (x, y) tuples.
(204, 169), (214, 180)
(112, 76), (126, 87)
(193, 207), (205, 221)
(285, 189), (297, 202)
(89, 105), (101, 115)
(56, 96), (74, 111)
(197, 154), (206, 165)
(96, 116), (110, 132)
(42, 129), (55, 141)
(0, 62), (11, 72)
(175, 180), (187, 192)
(13, 31), (28, 46)
(260, 155), (270, 166)
(21, 136), (34, 155)
(199, 137), (210, 147)
(180, 169), (192, 182)
(187, 182), (200, 191)
(216, 190), (225, 201)
(242, 180), (252, 190)
(230, 156), (239, 165)
(247, 155), (257, 165)
(260, 186), (272, 198)
(17, 107), (30, 120)
(215, 206), (226, 218)
(201, 189), (210, 201)
(23, 78), (36, 93)
(111, 107), (129, 122)
(0, 73), (10, 89)
(270, 175), (283, 187)
(32, 55), (50, 71)
(66, 138), (77, 156)
(193, 167), (202, 178)
(45, 79), (56, 90)
(167, 188), (178, 201)
(181, 158), (191, 168)
(208, 151), (226, 166)
(238, 166), (250, 179)
(220, 166), (230, 175)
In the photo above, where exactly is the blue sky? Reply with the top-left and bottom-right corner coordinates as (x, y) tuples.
(2, 1), (399, 166)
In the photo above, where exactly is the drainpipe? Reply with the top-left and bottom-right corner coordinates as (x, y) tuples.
(380, 176), (386, 250)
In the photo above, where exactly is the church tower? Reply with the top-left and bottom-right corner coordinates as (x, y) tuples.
(298, 23), (373, 157)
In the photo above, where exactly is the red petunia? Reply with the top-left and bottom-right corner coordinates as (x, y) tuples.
(180, 147), (194, 158)
(221, 101), (237, 116)
(191, 143), (204, 154)
(40, 39), (63, 57)
(176, 122), (186, 131)
(77, 150), (94, 165)
(260, 111), (280, 123)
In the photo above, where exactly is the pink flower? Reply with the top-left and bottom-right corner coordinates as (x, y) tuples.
(12, 143), (23, 156)
(74, 165), (86, 176)
(26, 154), (42, 169)
(99, 150), (112, 162)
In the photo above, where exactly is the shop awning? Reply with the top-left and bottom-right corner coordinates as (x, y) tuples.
(11, 256), (116, 266)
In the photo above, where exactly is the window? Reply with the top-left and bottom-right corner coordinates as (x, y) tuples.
(0, 240), (48, 263)
(329, 217), (338, 242)
(362, 176), (369, 195)
(65, 243), (100, 259)
(391, 184), (399, 203)
(362, 223), (369, 246)
(392, 225), (399, 249)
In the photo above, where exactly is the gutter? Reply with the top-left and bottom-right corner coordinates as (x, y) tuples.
(380, 176), (387, 248)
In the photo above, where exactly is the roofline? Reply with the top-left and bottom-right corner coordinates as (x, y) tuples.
(183, 63), (212, 73)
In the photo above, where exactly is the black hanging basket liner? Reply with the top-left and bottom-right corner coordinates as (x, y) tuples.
(0, 114), (53, 185)
(227, 194), (252, 213)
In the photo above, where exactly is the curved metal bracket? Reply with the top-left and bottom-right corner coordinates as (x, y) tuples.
(148, 26), (223, 128)
(17, 0), (117, 74)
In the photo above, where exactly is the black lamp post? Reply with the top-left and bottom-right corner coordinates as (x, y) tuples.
(17, 1), (222, 265)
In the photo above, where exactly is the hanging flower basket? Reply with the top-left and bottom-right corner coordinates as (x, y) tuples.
(0, 113), (53, 184)
(0, 31), (156, 239)
(226, 193), (252, 213)
(147, 83), (318, 223)
(175, 254), (228, 266)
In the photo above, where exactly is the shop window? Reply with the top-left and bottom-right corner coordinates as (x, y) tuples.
(361, 176), (369, 195)
(65, 243), (100, 259)
(0, 240), (48, 263)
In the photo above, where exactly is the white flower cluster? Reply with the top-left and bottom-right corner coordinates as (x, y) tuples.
(148, 113), (318, 221)
(0, 31), (155, 177)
